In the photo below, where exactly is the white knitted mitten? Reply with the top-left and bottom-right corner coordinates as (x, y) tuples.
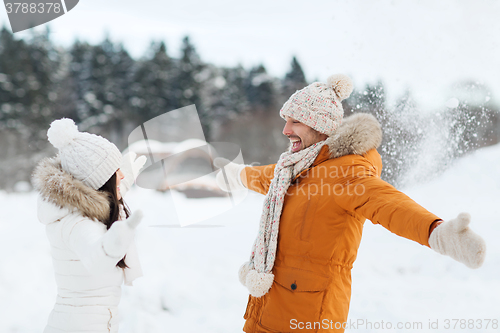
(120, 152), (147, 195)
(429, 213), (486, 269)
(213, 157), (247, 192)
(102, 210), (143, 259)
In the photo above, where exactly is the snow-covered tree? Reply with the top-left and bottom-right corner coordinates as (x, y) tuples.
(131, 41), (175, 124)
(282, 56), (307, 99)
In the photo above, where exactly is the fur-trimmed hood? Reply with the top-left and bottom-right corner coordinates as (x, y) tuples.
(32, 156), (110, 224)
(325, 112), (382, 158)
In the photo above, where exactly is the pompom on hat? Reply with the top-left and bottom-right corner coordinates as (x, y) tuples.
(280, 74), (354, 136)
(47, 118), (122, 190)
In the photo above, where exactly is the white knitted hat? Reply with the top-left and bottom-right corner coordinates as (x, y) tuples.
(47, 118), (122, 190)
(280, 74), (354, 136)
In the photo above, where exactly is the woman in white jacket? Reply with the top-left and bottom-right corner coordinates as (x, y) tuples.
(32, 118), (146, 333)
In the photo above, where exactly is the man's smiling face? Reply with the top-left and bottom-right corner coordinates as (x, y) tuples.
(282, 116), (328, 153)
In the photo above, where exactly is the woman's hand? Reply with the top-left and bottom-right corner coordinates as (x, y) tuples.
(102, 210), (143, 259)
(120, 152), (147, 195)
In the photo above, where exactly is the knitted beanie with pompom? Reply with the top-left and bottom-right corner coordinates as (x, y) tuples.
(47, 118), (122, 190)
(280, 74), (354, 136)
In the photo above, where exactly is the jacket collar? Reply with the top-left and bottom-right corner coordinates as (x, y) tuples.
(293, 113), (382, 180)
(32, 156), (110, 222)
(315, 112), (382, 166)
(325, 112), (382, 159)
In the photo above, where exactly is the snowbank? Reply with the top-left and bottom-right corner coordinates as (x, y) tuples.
(1, 143), (499, 332)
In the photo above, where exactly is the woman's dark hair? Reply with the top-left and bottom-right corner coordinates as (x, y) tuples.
(98, 171), (131, 269)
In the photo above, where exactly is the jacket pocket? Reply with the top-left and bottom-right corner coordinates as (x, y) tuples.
(260, 266), (329, 332)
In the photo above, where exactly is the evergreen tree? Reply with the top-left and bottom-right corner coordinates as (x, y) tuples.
(98, 41), (136, 146)
(171, 36), (209, 138)
(65, 38), (136, 148)
(245, 64), (276, 112)
(0, 27), (57, 135)
(131, 41), (175, 124)
(0, 27), (60, 189)
(0, 27), (28, 129)
(282, 56), (307, 99)
(202, 65), (248, 125)
(66, 40), (96, 123)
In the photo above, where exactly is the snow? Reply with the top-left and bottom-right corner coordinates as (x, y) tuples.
(445, 98), (459, 109)
(172, 139), (208, 154)
(1, 143), (500, 332)
(127, 139), (178, 155)
(126, 139), (209, 156)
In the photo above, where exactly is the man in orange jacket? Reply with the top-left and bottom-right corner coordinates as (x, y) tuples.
(215, 74), (486, 333)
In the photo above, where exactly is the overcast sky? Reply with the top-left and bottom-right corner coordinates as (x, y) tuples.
(1, 0), (499, 110)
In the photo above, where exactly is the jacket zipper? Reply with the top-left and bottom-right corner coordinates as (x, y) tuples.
(107, 308), (112, 332)
(300, 199), (314, 241)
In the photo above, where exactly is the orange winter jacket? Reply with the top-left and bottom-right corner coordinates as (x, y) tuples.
(240, 113), (441, 333)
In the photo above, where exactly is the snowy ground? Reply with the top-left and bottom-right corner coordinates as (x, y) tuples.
(1, 143), (499, 333)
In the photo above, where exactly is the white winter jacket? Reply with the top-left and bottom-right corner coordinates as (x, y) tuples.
(33, 157), (142, 333)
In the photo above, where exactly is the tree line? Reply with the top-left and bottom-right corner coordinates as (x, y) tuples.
(0, 27), (498, 190)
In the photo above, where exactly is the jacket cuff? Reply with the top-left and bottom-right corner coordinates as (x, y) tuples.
(428, 219), (443, 238)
